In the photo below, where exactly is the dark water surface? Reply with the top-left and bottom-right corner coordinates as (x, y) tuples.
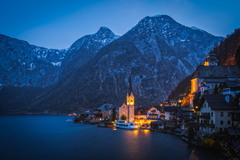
(0, 116), (223, 160)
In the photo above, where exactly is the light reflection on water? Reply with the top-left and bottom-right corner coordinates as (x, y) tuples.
(0, 116), (222, 160)
(121, 129), (152, 160)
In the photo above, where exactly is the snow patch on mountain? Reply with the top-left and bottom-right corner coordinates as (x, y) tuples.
(51, 62), (62, 66)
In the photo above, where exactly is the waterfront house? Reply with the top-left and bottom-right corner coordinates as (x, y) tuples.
(180, 108), (195, 121)
(134, 107), (154, 125)
(135, 107), (147, 120)
(162, 106), (181, 120)
(199, 94), (239, 134)
(93, 108), (102, 121)
(98, 104), (113, 120)
(146, 106), (162, 119)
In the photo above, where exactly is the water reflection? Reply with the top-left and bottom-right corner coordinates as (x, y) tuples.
(143, 129), (150, 134)
(132, 129), (139, 136)
(0, 117), (222, 160)
(112, 128), (150, 135)
(120, 130), (152, 160)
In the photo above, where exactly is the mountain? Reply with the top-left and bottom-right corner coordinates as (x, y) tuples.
(0, 27), (118, 88)
(61, 27), (119, 78)
(63, 27), (119, 68)
(34, 15), (223, 112)
(0, 34), (66, 87)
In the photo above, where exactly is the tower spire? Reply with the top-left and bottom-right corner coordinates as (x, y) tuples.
(126, 72), (134, 106)
(128, 72), (133, 95)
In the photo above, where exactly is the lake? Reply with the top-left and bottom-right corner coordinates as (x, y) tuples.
(0, 116), (223, 160)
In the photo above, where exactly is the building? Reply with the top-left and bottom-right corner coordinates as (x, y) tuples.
(119, 74), (135, 122)
(162, 106), (181, 120)
(203, 53), (218, 66)
(146, 106), (162, 119)
(134, 107), (154, 125)
(199, 94), (239, 134)
(219, 80), (240, 97)
(179, 108), (195, 121)
(190, 64), (240, 108)
(188, 53), (240, 135)
(98, 104), (113, 120)
(135, 108), (147, 120)
(231, 111), (240, 128)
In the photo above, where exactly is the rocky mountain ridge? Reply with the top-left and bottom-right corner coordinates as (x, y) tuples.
(0, 34), (66, 87)
(0, 27), (118, 87)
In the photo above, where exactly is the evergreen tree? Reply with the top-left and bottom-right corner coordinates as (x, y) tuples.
(111, 107), (117, 122)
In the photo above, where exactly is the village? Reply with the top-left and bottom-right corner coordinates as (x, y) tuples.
(73, 53), (240, 159)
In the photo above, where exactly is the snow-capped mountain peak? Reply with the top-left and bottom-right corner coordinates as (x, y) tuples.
(61, 26), (119, 72)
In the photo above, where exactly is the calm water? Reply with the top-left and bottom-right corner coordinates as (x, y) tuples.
(0, 116), (223, 160)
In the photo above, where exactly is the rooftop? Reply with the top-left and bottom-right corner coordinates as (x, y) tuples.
(135, 107), (148, 115)
(203, 94), (239, 110)
(163, 106), (181, 112)
(193, 65), (240, 78)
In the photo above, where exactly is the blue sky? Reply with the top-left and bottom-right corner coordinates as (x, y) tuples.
(1, 0), (240, 49)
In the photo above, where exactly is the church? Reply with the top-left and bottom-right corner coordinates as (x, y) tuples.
(119, 74), (135, 122)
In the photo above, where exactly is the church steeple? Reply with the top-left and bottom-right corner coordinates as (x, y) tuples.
(119, 72), (135, 122)
(128, 73), (133, 95)
(126, 72), (134, 106)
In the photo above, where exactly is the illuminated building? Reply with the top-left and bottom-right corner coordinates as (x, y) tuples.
(146, 106), (162, 119)
(119, 73), (135, 122)
(199, 94), (239, 133)
(203, 53), (218, 66)
(190, 54), (240, 108)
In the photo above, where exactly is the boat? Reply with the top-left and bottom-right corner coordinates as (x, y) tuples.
(114, 120), (139, 129)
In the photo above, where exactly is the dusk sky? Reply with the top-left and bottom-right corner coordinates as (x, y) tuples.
(1, 0), (240, 49)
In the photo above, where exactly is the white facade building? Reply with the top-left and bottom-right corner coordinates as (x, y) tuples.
(199, 94), (239, 134)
